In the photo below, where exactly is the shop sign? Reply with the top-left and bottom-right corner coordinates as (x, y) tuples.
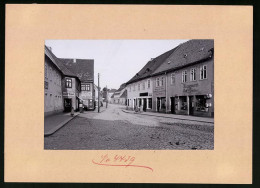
(63, 92), (75, 96)
(183, 83), (198, 93)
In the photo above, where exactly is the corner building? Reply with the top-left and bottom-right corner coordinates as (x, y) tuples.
(152, 40), (214, 117)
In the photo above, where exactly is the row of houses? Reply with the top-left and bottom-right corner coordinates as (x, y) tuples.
(124, 39), (214, 117)
(44, 46), (96, 116)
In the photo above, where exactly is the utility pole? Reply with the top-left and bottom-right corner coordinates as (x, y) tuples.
(98, 73), (100, 113)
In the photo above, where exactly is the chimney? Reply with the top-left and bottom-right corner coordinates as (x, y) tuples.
(73, 58), (76, 63)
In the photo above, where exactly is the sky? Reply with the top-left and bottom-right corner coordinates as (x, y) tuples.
(45, 40), (188, 89)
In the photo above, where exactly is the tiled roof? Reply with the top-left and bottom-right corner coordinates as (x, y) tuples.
(116, 83), (126, 92)
(45, 46), (77, 77)
(126, 47), (178, 85)
(119, 89), (127, 98)
(60, 58), (94, 82)
(152, 39), (214, 75)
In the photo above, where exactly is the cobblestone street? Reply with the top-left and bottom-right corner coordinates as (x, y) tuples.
(44, 104), (214, 150)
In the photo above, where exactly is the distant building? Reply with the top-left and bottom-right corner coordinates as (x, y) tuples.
(112, 84), (127, 105)
(107, 89), (117, 103)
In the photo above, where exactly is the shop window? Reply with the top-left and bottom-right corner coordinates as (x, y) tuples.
(196, 95), (207, 112)
(182, 70), (187, 83)
(156, 77), (160, 87)
(148, 98), (152, 109)
(170, 73), (175, 85)
(179, 96), (187, 110)
(200, 65), (207, 80)
(190, 68), (196, 81)
(147, 79), (151, 88)
(65, 78), (72, 88)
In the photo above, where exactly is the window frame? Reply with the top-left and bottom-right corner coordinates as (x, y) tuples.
(147, 79), (151, 88)
(190, 68), (196, 81)
(86, 84), (90, 91)
(170, 73), (175, 85)
(200, 65), (207, 80)
(65, 78), (72, 88)
(182, 70), (187, 83)
(156, 77), (160, 87)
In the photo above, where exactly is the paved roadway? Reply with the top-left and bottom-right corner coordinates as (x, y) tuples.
(44, 104), (214, 150)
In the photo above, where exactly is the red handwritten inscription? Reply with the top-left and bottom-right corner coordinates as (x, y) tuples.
(92, 154), (153, 172)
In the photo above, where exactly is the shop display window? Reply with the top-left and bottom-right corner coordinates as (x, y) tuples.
(196, 95), (207, 112)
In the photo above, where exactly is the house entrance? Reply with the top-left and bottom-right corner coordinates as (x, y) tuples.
(170, 97), (175, 114)
(64, 98), (72, 112)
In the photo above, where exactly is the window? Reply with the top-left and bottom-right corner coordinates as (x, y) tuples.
(65, 78), (72, 88)
(148, 80), (151, 88)
(156, 77), (160, 87)
(200, 65), (207, 80)
(179, 96), (187, 110)
(190, 68), (196, 81)
(182, 70), (187, 83)
(81, 84), (86, 91)
(138, 83), (140, 91)
(196, 95), (207, 112)
(133, 84), (136, 91)
(161, 77), (164, 86)
(45, 64), (48, 78)
(86, 84), (90, 91)
(142, 82), (145, 90)
(170, 73), (175, 85)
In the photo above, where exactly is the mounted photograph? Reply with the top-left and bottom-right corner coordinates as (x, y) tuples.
(44, 39), (214, 150)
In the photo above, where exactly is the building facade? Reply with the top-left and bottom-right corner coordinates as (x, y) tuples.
(125, 48), (176, 111)
(152, 39), (214, 117)
(61, 59), (95, 110)
(125, 39), (214, 117)
(127, 78), (153, 111)
(44, 50), (63, 116)
(112, 84), (127, 105)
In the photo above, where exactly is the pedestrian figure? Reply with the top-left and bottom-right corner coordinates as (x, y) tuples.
(71, 107), (74, 116)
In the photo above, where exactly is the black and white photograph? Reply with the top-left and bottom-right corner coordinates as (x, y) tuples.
(44, 39), (214, 150)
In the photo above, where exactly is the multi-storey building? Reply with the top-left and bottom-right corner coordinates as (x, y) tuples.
(61, 58), (95, 110)
(45, 46), (81, 114)
(126, 48), (176, 111)
(152, 39), (214, 117)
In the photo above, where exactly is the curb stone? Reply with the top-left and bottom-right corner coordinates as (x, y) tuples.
(44, 112), (80, 137)
(122, 109), (214, 124)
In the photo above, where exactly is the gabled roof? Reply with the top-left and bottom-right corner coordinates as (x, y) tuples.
(116, 83), (126, 92)
(60, 58), (94, 82)
(108, 89), (117, 93)
(152, 39), (214, 75)
(126, 47), (178, 85)
(45, 46), (77, 78)
(119, 89), (127, 98)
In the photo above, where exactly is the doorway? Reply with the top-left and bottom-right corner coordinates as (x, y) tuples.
(64, 98), (72, 112)
(143, 98), (147, 112)
(170, 97), (175, 114)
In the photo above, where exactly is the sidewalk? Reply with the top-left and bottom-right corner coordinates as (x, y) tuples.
(44, 112), (79, 136)
(122, 109), (214, 124)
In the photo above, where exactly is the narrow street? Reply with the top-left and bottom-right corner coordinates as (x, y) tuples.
(44, 104), (214, 150)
